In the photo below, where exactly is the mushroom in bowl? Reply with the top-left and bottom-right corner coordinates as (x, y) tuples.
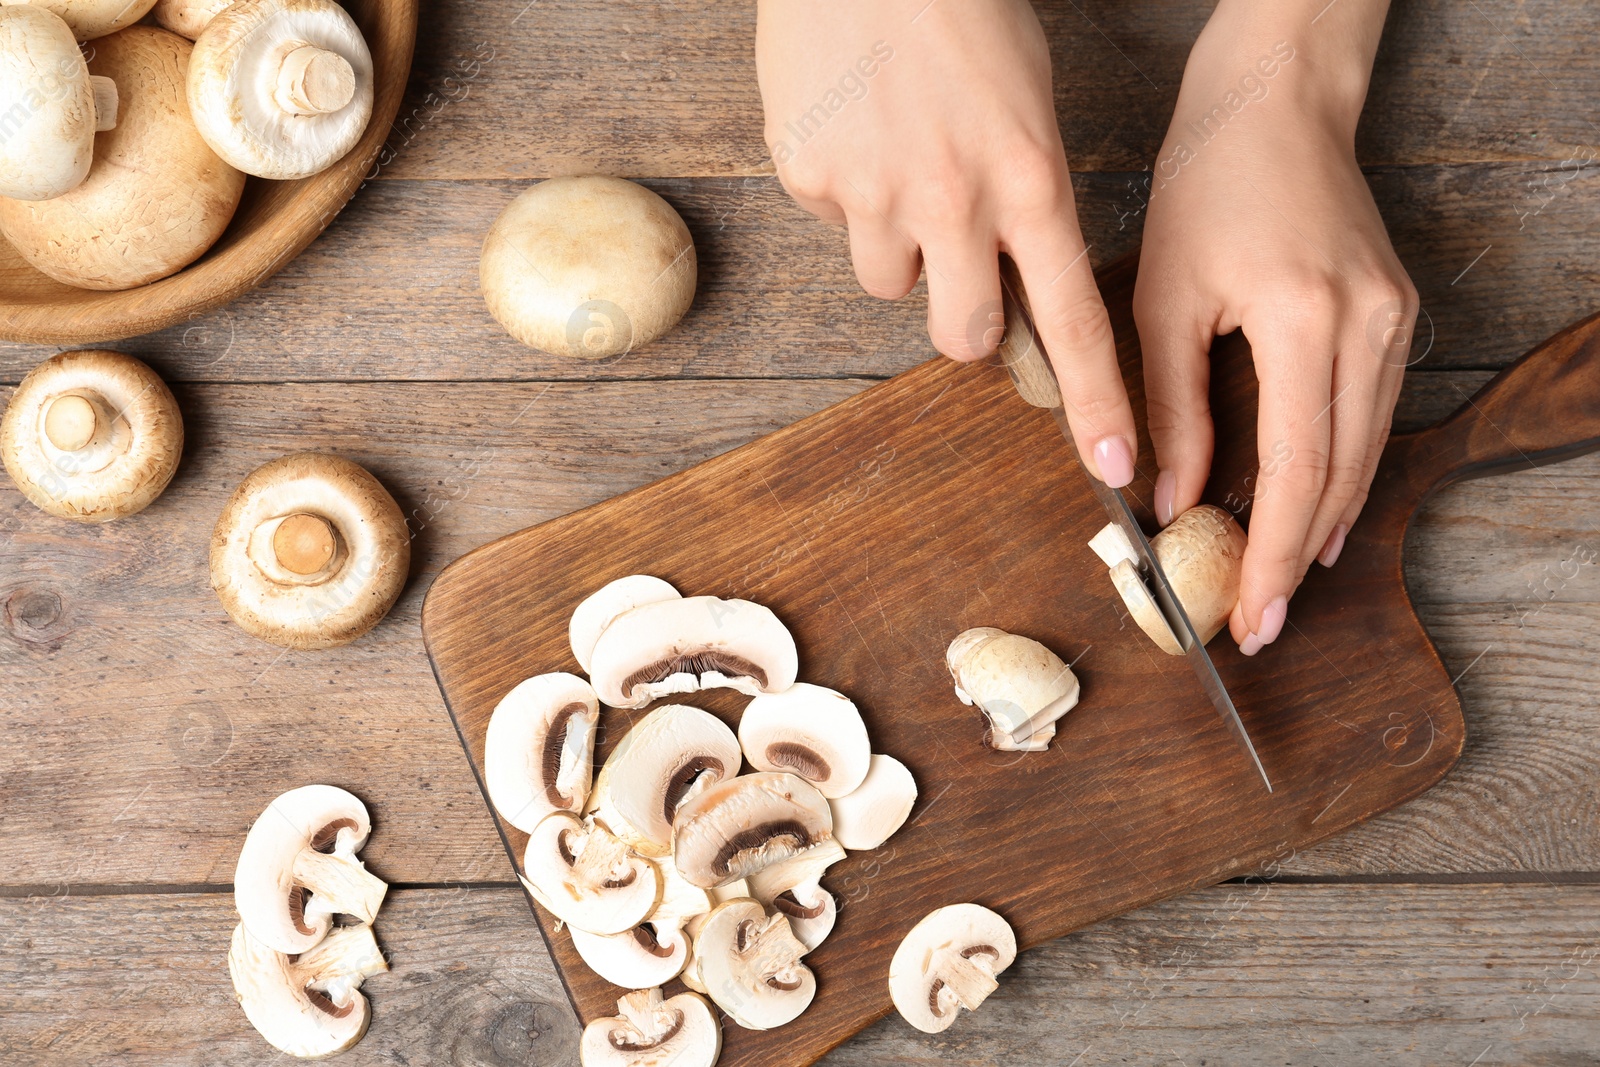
(3, 0), (160, 40)
(0, 5), (119, 201)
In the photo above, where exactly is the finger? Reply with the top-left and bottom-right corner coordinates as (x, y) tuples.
(922, 232), (1002, 361)
(1318, 360), (1405, 567)
(1133, 274), (1216, 526)
(845, 211), (922, 300)
(778, 179), (847, 227)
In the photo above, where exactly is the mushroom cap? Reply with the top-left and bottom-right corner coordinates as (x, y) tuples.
(945, 628), (1079, 742)
(187, 0), (375, 179)
(693, 899), (815, 1030)
(228, 921), (386, 1058)
(738, 682), (872, 798)
(0, 350), (182, 523)
(3, 0), (160, 40)
(569, 924), (688, 991)
(485, 672), (600, 833)
(672, 771), (834, 889)
(480, 176), (697, 360)
(579, 989), (721, 1067)
(588, 595), (799, 709)
(828, 753), (917, 851)
(0, 25), (244, 290)
(569, 574), (681, 674)
(889, 903), (1016, 1034)
(0, 6), (97, 200)
(210, 452), (410, 650)
(1153, 504), (1247, 645)
(520, 810), (660, 935)
(152, 0), (231, 38)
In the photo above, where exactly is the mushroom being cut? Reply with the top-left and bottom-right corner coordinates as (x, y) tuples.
(828, 753), (917, 851)
(228, 921), (387, 1058)
(152, 0), (232, 38)
(746, 838), (845, 952)
(889, 903), (1017, 1034)
(0, 351), (182, 523)
(480, 176), (697, 360)
(585, 703), (741, 857)
(738, 682), (871, 799)
(588, 595), (799, 709)
(672, 771), (833, 889)
(484, 672), (600, 833)
(210, 453), (410, 650)
(946, 627), (1079, 750)
(2, 0), (160, 40)
(569, 574), (681, 674)
(234, 785), (388, 956)
(1089, 504), (1248, 655)
(579, 988), (721, 1067)
(187, 0), (374, 179)
(519, 810), (660, 935)
(693, 899), (815, 1030)
(0, 6), (118, 200)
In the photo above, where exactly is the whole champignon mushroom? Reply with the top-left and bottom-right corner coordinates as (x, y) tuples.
(745, 838), (845, 952)
(187, 0), (374, 179)
(234, 785), (388, 956)
(520, 810), (660, 935)
(946, 627), (1079, 751)
(484, 672), (600, 833)
(672, 772), (833, 889)
(480, 176), (697, 360)
(1089, 504), (1248, 655)
(0, 350), (182, 523)
(0, 6), (118, 200)
(693, 899), (815, 1030)
(588, 595), (799, 709)
(152, 0), (232, 38)
(738, 682), (871, 798)
(2, 0), (160, 40)
(579, 988), (721, 1067)
(888, 903), (1016, 1034)
(228, 922), (387, 1058)
(210, 452), (410, 650)
(0, 25), (244, 290)
(569, 574), (681, 674)
(828, 754), (917, 851)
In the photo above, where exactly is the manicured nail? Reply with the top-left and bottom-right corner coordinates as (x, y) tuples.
(1093, 435), (1135, 489)
(1257, 595), (1288, 646)
(1239, 632), (1264, 656)
(1155, 469), (1177, 526)
(1318, 524), (1349, 568)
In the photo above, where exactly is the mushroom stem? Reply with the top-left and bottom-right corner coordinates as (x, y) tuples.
(935, 949), (1000, 1012)
(614, 988), (670, 1039)
(291, 848), (388, 925)
(295, 923), (388, 1005)
(571, 824), (635, 890)
(272, 513), (338, 575)
(90, 75), (118, 131)
(275, 44), (356, 115)
(42, 394), (99, 452)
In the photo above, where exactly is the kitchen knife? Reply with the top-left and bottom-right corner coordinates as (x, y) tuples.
(992, 258), (1273, 792)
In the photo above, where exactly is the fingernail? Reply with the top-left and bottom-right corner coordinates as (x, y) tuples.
(1257, 595), (1288, 646)
(1093, 436), (1135, 489)
(1239, 632), (1264, 656)
(1155, 469), (1177, 526)
(1318, 524), (1349, 568)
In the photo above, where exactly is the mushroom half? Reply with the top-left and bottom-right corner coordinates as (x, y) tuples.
(520, 810), (660, 935)
(0, 6), (118, 200)
(672, 772), (833, 889)
(828, 753), (917, 851)
(888, 903), (1016, 1034)
(588, 595), (799, 709)
(693, 899), (815, 1030)
(579, 988), (721, 1067)
(228, 921), (387, 1059)
(484, 672), (600, 833)
(4, 0), (160, 40)
(745, 838), (845, 952)
(946, 627), (1079, 750)
(738, 682), (871, 798)
(569, 574), (681, 674)
(233, 785), (388, 956)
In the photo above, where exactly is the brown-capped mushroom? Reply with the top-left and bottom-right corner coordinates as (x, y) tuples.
(0, 6), (118, 200)
(152, 0), (231, 38)
(0, 350), (182, 523)
(579, 988), (721, 1067)
(3, 0), (160, 40)
(484, 672), (600, 833)
(210, 453), (410, 650)
(888, 903), (1016, 1034)
(672, 772), (833, 889)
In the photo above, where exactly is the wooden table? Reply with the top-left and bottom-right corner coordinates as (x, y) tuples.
(1, 2), (1596, 1063)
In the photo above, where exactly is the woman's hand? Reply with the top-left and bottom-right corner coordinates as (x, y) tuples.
(756, 0), (1139, 487)
(1133, 0), (1416, 654)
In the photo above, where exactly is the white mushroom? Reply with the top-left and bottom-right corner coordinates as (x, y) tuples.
(228, 921), (388, 1059)
(569, 924), (688, 991)
(579, 988), (721, 1067)
(888, 903), (1016, 1034)
(0, 350), (182, 523)
(152, 0), (232, 38)
(738, 683), (871, 799)
(745, 838), (845, 952)
(519, 810), (659, 935)
(672, 772), (833, 889)
(569, 574), (681, 674)
(588, 595), (798, 709)
(946, 628), (1079, 750)
(3, 0), (160, 40)
(693, 899), (815, 1030)
(0, 6), (118, 200)
(585, 703), (741, 857)
(828, 754), (917, 851)
(484, 672), (600, 833)
(1088, 504), (1248, 655)
(187, 0), (374, 179)
(233, 785), (388, 956)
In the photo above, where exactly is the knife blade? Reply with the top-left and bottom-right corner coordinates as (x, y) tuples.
(993, 258), (1273, 792)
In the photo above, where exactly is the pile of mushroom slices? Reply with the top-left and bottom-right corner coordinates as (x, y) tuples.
(227, 785), (390, 1059)
(484, 575), (920, 1065)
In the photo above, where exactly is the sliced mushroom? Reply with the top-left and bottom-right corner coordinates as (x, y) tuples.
(672, 772), (833, 889)
(1089, 505), (1248, 655)
(0, 6), (118, 200)
(678, 879), (749, 996)
(5, 0), (160, 40)
(569, 574), (681, 674)
(588, 595), (798, 709)
(746, 838), (845, 952)
(889, 903), (1016, 1034)
(233, 785), (388, 956)
(152, 0), (231, 38)
(187, 0), (374, 179)
(569, 924), (688, 991)
(990, 719), (1055, 752)
(210, 453), (410, 650)
(828, 754), (917, 851)
(228, 921), (387, 1058)
(485, 672), (600, 833)
(519, 810), (659, 935)
(586, 703), (741, 857)
(579, 988), (721, 1067)
(0, 351), (182, 523)
(738, 682), (871, 799)
(693, 899), (815, 1030)
(946, 627), (1079, 749)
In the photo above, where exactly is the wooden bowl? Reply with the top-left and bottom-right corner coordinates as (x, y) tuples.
(0, 0), (418, 345)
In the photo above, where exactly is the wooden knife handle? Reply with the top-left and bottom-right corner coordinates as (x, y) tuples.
(996, 257), (1063, 409)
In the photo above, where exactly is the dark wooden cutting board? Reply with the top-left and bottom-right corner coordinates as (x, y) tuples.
(421, 252), (1600, 1067)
